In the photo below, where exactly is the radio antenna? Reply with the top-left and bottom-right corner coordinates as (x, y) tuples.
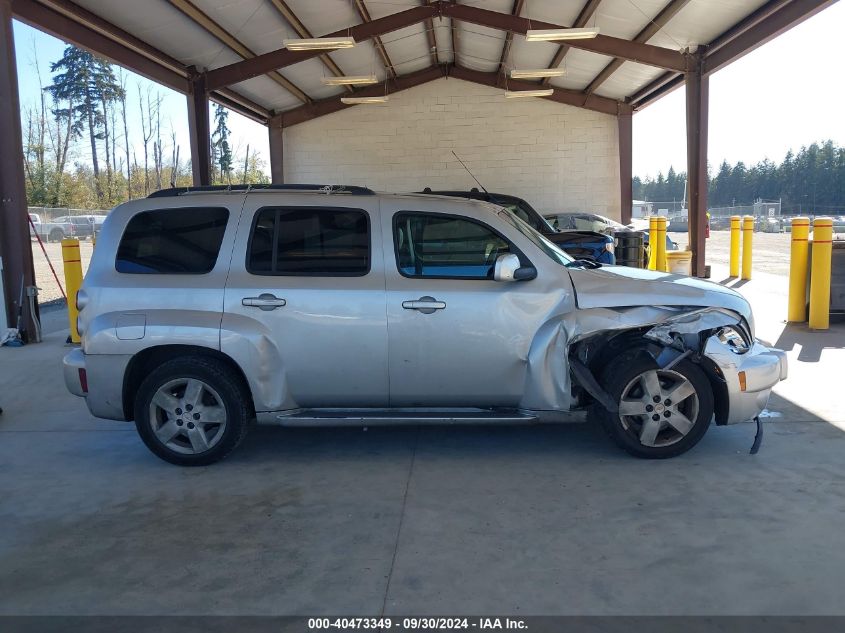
(452, 150), (488, 194)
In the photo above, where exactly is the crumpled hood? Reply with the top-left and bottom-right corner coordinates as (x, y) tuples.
(568, 265), (753, 324)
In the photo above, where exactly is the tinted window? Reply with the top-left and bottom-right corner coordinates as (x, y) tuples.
(394, 212), (511, 279)
(116, 207), (229, 274)
(248, 207), (369, 276)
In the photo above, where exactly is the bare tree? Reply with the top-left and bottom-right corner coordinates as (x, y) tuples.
(120, 72), (131, 198)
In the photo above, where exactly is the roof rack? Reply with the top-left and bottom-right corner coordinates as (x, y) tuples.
(147, 184), (375, 198)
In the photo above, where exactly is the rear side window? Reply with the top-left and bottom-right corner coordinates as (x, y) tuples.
(116, 207), (229, 274)
(247, 207), (370, 276)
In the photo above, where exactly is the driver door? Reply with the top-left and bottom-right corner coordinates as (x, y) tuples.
(380, 204), (536, 408)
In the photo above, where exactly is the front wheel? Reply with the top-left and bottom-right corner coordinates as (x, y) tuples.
(134, 357), (251, 466)
(593, 352), (714, 459)
(48, 229), (64, 242)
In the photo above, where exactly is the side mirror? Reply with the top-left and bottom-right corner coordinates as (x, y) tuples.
(494, 253), (536, 282)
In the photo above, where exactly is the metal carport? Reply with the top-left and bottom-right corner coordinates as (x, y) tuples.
(0, 0), (837, 336)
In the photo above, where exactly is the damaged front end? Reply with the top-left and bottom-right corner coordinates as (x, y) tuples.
(566, 305), (788, 428)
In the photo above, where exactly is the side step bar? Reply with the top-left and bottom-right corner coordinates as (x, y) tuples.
(258, 408), (542, 427)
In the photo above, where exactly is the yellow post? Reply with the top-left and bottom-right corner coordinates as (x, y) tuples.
(647, 215), (658, 270)
(61, 238), (83, 343)
(655, 216), (668, 272)
(787, 217), (810, 323)
(741, 215), (754, 280)
(729, 215), (741, 277)
(808, 217), (833, 330)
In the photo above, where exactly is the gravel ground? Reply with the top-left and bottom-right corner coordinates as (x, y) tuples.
(31, 239), (94, 304)
(671, 229), (791, 278)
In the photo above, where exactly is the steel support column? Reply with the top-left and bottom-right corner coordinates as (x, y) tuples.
(269, 115), (284, 184)
(0, 0), (37, 337)
(685, 58), (709, 278)
(618, 111), (633, 224)
(187, 71), (211, 186)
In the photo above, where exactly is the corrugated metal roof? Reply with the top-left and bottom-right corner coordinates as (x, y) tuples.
(30, 0), (816, 121)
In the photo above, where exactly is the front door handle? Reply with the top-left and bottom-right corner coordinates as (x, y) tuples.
(402, 296), (446, 314)
(242, 294), (286, 311)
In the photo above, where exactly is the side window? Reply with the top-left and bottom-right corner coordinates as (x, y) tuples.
(394, 212), (511, 279)
(247, 207), (370, 276)
(116, 207), (229, 274)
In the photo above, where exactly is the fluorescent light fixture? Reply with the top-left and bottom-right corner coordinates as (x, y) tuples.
(525, 27), (600, 42)
(509, 68), (566, 79)
(504, 89), (554, 99)
(321, 74), (378, 86)
(283, 37), (356, 51)
(341, 96), (390, 104)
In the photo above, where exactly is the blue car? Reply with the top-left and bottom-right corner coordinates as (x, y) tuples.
(418, 189), (616, 265)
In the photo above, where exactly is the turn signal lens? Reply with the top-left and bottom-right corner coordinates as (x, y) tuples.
(738, 371), (747, 392)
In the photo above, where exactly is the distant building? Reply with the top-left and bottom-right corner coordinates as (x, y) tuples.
(632, 200), (653, 218)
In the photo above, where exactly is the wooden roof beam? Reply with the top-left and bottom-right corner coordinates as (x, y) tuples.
(167, 0), (311, 103)
(268, 0), (353, 93)
(497, 0), (525, 75)
(443, 2), (687, 72)
(352, 0), (397, 79)
(541, 0), (603, 85)
(584, 0), (693, 96)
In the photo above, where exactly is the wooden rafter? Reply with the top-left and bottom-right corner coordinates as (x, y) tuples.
(352, 0), (397, 79)
(12, 0), (269, 123)
(167, 0), (311, 104)
(497, 0), (525, 75)
(541, 0), (602, 85)
(583, 0), (692, 96)
(267, 0), (353, 93)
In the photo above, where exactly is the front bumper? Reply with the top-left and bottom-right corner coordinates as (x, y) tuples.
(703, 337), (788, 425)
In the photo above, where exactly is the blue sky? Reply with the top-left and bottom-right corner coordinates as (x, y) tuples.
(13, 1), (845, 179)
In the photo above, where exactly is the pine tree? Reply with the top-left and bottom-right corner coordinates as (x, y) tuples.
(46, 46), (124, 203)
(212, 104), (233, 184)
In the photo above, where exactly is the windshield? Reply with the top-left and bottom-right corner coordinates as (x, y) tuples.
(498, 200), (557, 234)
(498, 210), (572, 266)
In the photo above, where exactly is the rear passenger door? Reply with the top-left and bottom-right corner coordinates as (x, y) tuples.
(222, 197), (388, 409)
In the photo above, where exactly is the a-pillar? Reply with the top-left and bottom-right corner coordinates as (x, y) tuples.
(0, 0), (38, 338)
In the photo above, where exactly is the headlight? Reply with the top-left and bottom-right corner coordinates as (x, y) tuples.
(717, 325), (750, 354)
(604, 241), (614, 254)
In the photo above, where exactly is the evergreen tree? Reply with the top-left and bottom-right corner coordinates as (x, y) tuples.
(212, 104), (233, 184)
(45, 46), (124, 203)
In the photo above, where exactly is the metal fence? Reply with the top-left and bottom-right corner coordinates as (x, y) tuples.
(28, 206), (112, 222)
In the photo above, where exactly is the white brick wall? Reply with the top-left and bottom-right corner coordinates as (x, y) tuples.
(283, 77), (621, 219)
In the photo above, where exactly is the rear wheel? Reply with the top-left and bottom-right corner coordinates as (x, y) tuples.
(49, 228), (64, 242)
(594, 352), (713, 458)
(134, 357), (251, 466)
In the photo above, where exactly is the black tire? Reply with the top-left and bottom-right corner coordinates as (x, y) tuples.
(593, 351), (714, 459)
(134, 356), (251, 466)
(49, 229), (64, 242)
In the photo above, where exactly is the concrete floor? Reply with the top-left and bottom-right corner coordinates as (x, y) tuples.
(1, 269), (844, 616)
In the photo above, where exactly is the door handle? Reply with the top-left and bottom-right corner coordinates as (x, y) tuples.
(402, 296), (446, 314)
(242, 294), (286, 311)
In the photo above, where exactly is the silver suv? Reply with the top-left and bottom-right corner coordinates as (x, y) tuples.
(63, 185), (787, 466)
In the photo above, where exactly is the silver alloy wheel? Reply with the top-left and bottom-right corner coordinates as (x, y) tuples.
(148, 378), (227, 455)
(617, 369), (700, 448)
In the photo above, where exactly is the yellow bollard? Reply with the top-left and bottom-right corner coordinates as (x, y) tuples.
(729, 215), (741, 277)
(808, 217), (833, 330)
(741, 215), (754, 280)
(787, 217), (810, 323)
(61, 238), (83, 343)
(655, 216), (668, 272)
(647, 215), (658, 270)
